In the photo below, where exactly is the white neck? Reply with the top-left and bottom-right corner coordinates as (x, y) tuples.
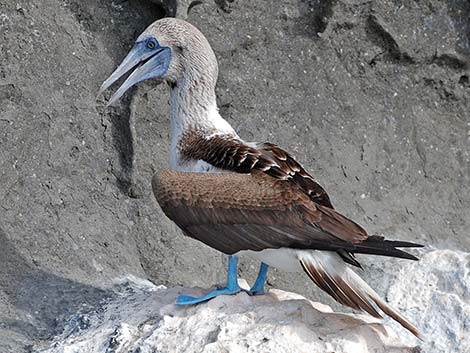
(168, 76), (237, 171)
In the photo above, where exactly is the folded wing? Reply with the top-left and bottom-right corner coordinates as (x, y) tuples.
(153, 170), (421, 258)
(179, 133), (333, 208)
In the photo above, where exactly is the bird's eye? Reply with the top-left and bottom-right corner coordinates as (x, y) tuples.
(146, 38), (157, 49)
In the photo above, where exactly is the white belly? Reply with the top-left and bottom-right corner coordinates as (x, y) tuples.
(237, 248), (303, 272)
(238, 248), (345, 275)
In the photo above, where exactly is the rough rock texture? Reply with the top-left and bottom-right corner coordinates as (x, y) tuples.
(0, 0), (469, 352)
(35, 249), (470, 353)
(37, 286), (414, 353)
(386, 250), (470, 352)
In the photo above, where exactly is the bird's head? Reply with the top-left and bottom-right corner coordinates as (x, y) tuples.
(99, 18), (218, 106)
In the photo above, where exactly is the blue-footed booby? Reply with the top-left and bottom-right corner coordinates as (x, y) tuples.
(99, 18), (422, 338)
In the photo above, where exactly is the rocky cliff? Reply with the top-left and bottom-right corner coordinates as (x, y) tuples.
(0, 0), (469, 352)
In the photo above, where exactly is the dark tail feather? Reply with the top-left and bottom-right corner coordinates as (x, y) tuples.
(352, 236), (423, 261)
(338, 250), (363, 269)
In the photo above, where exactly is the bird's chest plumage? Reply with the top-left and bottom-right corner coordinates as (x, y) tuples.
(169, 121), (236, 174)
(169, 138), (224, 173)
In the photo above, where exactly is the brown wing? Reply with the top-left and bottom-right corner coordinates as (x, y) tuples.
(179, 133), (333, 208)
(153, 170), (421, 258)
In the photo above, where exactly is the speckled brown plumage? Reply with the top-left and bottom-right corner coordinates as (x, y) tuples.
(178, 132), (333, 208)
(153, 170), (421, 258)
(176, 131), (406, 267)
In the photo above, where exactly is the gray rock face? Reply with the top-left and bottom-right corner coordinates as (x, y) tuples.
(0, 0), (469, 352)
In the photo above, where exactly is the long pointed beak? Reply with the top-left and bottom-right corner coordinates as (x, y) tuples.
(98, 42), (171, 106)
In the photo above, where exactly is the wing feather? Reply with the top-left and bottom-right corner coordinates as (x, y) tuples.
(153, 170), (422, 257)
(179, 133), (333, 207)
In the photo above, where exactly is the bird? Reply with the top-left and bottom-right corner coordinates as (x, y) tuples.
(99, 17), (422, 338)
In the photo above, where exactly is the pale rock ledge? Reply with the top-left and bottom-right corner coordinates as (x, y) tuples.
(39, 281), (417, 353)
(38, 249), (470, 353)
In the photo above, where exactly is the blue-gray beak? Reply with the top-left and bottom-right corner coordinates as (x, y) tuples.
(98, 40), (171, 106)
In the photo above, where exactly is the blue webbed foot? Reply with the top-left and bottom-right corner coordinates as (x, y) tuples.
(177, 285), (242, 305)
(176, 255), (241, 306)
(247, 262), (269, 296)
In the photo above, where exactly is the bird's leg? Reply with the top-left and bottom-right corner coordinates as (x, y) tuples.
(247, 262), (269, 295)
(176, 255), (241, 305)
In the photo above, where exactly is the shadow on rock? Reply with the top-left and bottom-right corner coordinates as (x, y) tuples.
(66, 0), (166, 195)
(0, 228), (111, 341)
